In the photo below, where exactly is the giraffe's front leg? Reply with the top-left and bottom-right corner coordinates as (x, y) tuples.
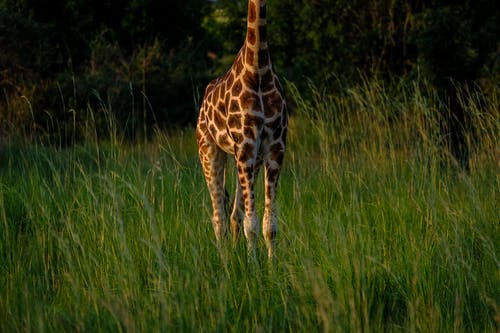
(263, 142), (285, 259)
(231, 155), (262, 244)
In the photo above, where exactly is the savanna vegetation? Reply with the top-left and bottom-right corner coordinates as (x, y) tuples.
(0, 0), (499, 332)
(1, 79), (499, 332)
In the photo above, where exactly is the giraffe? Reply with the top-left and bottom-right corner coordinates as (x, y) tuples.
(196, 0), (287, 259)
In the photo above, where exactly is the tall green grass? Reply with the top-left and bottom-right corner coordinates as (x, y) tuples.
(0, 79), (498, 332)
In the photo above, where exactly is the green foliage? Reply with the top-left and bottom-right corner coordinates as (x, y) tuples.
(414, 2), (499, 84)
(0, 0), (212, 142)
(201, 0), (247, 74)
(1, 80), (498, 331)
(37, 34), (209, 144)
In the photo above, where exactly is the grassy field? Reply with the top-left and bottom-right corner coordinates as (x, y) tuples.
(1, 80), (499, 332)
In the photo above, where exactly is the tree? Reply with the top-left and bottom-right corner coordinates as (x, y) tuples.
(415, 1), (499, 168)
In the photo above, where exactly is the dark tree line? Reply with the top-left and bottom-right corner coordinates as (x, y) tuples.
(1, 0), (211, 141)
(1, 0), (498, 159)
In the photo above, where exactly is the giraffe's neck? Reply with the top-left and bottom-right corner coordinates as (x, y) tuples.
(243, 0), (270, 74)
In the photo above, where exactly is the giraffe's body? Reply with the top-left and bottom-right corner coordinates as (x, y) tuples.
(197, 0), (287, 258)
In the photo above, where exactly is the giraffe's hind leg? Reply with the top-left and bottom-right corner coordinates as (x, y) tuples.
(263, 142), (285, 258)
(230, 177), (244, 243)
(198, 135), (228, 241)
(234, 142), (262, 254)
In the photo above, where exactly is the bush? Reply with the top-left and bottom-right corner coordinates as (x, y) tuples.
(33, 34), (211, 144)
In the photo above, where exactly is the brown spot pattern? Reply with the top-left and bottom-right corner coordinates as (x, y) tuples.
(245, 49), (254, 66)
(240, 91), (259, 110)
(243, 126), (256, 141)
(229, 99), (240, 113)
(218, 133), (231, 147)
(247, 28), (256, 45)
(248, 1), (256, 23)
(226, 72), (234, 88)
(242, 71), (258, 87)
(263, 92), (281, 117)
(260, 71), (275, 92)
(213, 109), (225, 129)
(269, 142), (284, 165)
(209, 124), (217, 136)
(228, 114), (241, 129)
(217, 102), (225, 114)
(232, 132), (244, 144)
(244, 114), (264, 127)
(211, 91), (217, 105)
(235, 60), (244, 76)
(238, 142), (255, 162)
(231, 80), (243, 96)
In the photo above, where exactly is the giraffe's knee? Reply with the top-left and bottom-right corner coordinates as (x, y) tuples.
(264, 229), (277, 243)
(243, 215), (259, 241)
(212, 218), (226, 241)
(263, 212), (277, 240)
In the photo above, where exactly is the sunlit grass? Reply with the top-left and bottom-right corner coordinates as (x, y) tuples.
(0, 79), (498, 332)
